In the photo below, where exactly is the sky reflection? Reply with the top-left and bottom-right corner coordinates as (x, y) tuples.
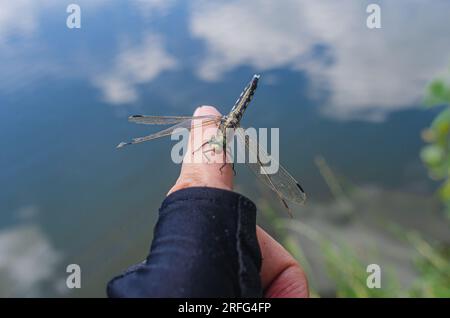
(1, 0), (449, 296)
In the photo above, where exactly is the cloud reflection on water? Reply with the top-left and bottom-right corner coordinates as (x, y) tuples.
(93, 34), (178, 104)
(0, 223), (62, 297)
(1, 0), (449, 121)
(190, 0), (450, 121)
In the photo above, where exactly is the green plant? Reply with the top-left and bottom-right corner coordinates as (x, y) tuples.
(421, 72), (450, 218)
(258, 151), (450, 297)
(257, 72), (450, 297)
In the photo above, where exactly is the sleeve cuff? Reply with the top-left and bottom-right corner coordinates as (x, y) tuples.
(107, 187), (262, 298)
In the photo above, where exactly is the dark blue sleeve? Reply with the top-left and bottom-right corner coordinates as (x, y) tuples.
(107, 187), (262, 298)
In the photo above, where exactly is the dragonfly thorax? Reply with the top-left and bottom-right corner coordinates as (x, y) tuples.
(222, 114), (240, 129)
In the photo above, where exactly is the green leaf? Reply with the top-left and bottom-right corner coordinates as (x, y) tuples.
(440, 180), (450, 204)
(431, 108), (450, 135)
(421, 145), (444, 166)
(425, 79), (450, 107)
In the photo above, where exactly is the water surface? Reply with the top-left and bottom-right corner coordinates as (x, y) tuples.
(1, 0), (449, 296)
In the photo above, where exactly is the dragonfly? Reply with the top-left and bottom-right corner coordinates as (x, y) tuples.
(117, 74), (306, 215)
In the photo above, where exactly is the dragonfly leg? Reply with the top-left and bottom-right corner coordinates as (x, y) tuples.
(219, 163), (227, 174)
(219, 141), (229, 175)
(191, 140), (210, 155)
(225, 143), (236, 175)
(202, 148), (215, 163)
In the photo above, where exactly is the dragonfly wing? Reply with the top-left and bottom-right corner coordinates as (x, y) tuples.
(117, 117), (221, 148)
(128, 115), (220, 125)
(235, 128), (306, 210)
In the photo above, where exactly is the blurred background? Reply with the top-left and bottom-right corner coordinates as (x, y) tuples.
(0, 0), (449, 297)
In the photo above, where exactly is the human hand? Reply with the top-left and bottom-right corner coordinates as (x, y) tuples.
(168, 105), (309, 298)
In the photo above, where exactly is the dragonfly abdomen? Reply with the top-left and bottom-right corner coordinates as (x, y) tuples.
(228, 74), (260, 126)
